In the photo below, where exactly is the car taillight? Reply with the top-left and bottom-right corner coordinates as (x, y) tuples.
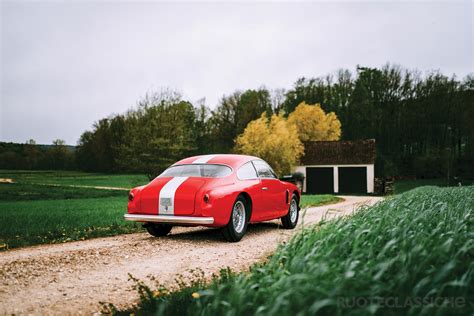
(128, 192), (134, 202)
(203, 194), (210, 203)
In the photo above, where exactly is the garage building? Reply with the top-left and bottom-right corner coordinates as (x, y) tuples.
(295, 139), (376, 194)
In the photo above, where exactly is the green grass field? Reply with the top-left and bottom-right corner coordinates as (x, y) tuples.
(0, 170), (342, 250)
(0, 170), (149, 188)
(0, 170), (149, 249)
(112, 185), (473, 315)
(0, 195), (141, 249)
(0, 181), (142, 249)
(0, 182), (125, 201)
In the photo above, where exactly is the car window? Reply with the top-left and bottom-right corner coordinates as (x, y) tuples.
(159, 164), (232, 178)
(237, 162), (258, 180)
(253, 160), (277, 179)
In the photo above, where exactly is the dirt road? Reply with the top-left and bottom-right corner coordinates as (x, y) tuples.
(0, 196), (382, 315)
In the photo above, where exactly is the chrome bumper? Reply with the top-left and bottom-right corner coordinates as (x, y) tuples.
(124, 214), (214, 225)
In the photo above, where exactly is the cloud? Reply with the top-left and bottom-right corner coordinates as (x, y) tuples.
(1, 1), (472, 144)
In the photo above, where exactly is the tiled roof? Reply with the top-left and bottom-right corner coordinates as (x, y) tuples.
(301, 139), (376, 165)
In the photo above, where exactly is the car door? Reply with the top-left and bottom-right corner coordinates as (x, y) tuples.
(252, 160), (287, 219)
(236, 161), (265, 222)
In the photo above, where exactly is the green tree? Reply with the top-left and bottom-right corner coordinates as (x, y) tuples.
(46, 139), (73, 170)
(117, 94), (198, 178)
(24, 139), (39, 169)
(209, 88), (273, 153)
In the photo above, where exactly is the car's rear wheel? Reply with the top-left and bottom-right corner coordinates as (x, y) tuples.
(222, 195), (249, 242)
(281, 194), (299, 229)
(145, 223), (172, 237)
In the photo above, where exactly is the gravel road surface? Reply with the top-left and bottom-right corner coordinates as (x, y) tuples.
(0, 196), (382, 315)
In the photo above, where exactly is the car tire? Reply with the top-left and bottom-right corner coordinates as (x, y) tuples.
(145, 223), (172, 237)
(281, 194), (299, 229)
(222, 195), (249, 242)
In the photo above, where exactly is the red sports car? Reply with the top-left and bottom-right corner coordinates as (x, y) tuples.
(124, 154), (301, 242)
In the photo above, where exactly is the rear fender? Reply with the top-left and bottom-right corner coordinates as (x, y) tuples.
(127, 186), (145, 214)
(196, 184), (238, 227)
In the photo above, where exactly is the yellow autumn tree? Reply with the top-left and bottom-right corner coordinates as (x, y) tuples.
(234, 113), (304, 175)
(287, 102), (341, 141)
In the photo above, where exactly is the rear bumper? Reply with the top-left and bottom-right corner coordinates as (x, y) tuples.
(124, 214), (214, 225)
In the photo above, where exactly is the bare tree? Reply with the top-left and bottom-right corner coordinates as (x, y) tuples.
(270, 88), (286, 114)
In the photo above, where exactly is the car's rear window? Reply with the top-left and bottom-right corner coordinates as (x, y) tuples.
(159, 164), (232, 178)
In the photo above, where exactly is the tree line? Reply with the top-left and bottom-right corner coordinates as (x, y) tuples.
(0, 139), (75, 170)
(75, 88), (281, 177)
(281, 65), (473, 180)
(2, 64), (473, 181)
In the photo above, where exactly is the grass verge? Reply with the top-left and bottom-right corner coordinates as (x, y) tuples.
(300, 194), (343, 208)
(112, 186), (473, 315)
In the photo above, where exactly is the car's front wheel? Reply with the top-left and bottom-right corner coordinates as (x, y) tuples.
(281, 194), (299, 229)
(145, 223), (172, 237)
(222, 195), (249, 242)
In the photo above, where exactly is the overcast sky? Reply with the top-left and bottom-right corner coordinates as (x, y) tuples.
(1, 1), (472, 145)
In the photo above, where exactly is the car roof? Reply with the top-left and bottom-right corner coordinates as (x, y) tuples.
(174, 154), (261, 169)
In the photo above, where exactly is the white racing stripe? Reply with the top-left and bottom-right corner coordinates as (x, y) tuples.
(192, 154), (217, 164)
(158, 176), (188, 215)
(158, 155), (216, 215)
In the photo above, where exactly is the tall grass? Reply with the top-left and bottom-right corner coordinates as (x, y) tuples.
(394, 178), (448, 194)
(394, 178), (474, 194)
(116, 186), (473, 315)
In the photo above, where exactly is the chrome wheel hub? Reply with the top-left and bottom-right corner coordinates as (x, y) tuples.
(290, 199), (298, 223)
(232, 201), (246, 233)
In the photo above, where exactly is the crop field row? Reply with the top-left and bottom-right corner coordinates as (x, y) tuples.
(113, 185), (473, 315)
